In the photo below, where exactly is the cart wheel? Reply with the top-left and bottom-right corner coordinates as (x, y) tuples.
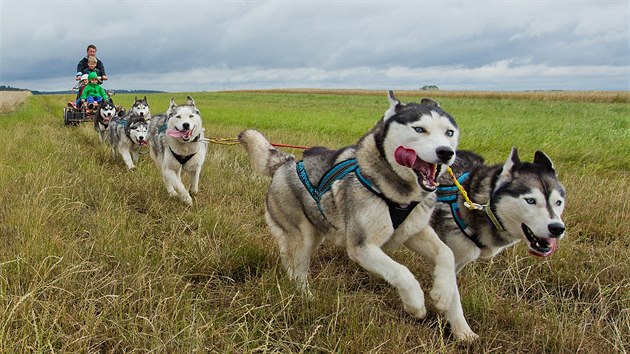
(64, 108), (72, 126)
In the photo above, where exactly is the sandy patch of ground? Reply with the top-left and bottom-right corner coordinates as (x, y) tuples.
(0, 91), (32, 114)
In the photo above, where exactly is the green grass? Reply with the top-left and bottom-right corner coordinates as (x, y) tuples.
(0, 91), (628, 352)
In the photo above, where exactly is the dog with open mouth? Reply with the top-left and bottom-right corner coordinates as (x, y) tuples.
(105, 113), (149, 170)
(148, 96), (207, 205)
(94, 99), (125, 144)
(239, 91), (460, 333)
(430, 148), (566, 340)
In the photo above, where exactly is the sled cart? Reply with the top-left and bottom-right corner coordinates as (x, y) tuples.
(63, 77), (114, 126)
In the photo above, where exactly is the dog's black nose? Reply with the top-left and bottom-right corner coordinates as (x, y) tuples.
(182, 122), (190, 130)
(548, 223), (565, 237)
(436, 147), (454, 162)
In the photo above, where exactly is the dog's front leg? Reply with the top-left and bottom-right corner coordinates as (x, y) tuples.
(445, 285), (479, 341)
(404, 227), (456, 313)
(162, 167), (192, 205)
(131, 149), (140, 166)
(347, 243), (427, 319)
(120, 148), (135, 170)
(188, 166), (201, 196)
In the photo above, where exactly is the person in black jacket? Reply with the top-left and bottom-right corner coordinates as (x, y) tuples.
(76, 44), (107, 81)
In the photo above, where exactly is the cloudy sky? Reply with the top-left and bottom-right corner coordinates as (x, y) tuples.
(1, 0), (628, 92)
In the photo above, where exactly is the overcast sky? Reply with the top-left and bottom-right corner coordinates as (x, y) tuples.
(1, 0), (628, 92)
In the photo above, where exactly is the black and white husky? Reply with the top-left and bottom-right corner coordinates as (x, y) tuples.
(94, 100), (125, 144)
(239, 91), (460, 325)
(105, 113), (149, 170)
(430, 148), (566, 340)
(148, 96), (207, 205)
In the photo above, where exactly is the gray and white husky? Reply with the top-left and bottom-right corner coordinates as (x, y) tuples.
(129, 96), (151, 122)
(430, 148), (566, 340)
(148, 96), (207, 205)
(94, 100), (125, 144)
(105, 113), (149, 170)
(239, 91), (460, 324)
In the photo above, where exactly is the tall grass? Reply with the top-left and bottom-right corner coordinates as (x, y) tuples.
(0, 91), (628, 352)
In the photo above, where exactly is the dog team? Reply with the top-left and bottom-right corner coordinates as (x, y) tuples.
(91, 91), (566, 341)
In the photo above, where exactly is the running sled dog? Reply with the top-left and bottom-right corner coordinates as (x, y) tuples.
(105, 112), (149, 170)
(148, 96), (207, 205)
(431, 148), (566, 339)
(239, 91), (460, 330)
(94, 99), (125, 144)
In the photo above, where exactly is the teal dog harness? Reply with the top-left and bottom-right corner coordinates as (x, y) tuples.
(296, 158), (419, 229)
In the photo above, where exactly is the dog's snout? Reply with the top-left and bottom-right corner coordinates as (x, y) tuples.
(182, 122), (190, 130)
(548, 222), (565, 237)
(138, 136), (145, 141)
(436, 147), (454, 162)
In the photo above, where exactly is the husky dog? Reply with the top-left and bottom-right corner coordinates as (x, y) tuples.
(105, 113), (149, 170)
(239, 91), (460, 324)
(148, 96), (207, 205)
(430, 148), (566, 340)
(128, 96), (151, 122)
(94, 99), (125, 144)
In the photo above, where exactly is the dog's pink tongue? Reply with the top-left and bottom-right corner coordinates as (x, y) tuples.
(167, 129), (191, 138)
(394, 146), (418, 168)
(530, 238), (558, 257)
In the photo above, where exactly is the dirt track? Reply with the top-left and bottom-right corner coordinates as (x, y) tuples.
(0, 91), (32, 114)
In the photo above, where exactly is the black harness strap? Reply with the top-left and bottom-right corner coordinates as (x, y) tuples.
(169, 147), (197, 165)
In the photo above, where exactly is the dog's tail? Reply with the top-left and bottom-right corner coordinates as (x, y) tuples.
(238, 129), (294, 177)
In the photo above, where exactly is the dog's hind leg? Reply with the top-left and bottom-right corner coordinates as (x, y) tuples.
(266, 212), (322, 297)
(404, 226), (456, 313)
(347, 242), (427, 319)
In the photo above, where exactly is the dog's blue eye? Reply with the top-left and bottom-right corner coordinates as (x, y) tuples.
(446, 129), (454, 137)
(525, 198), (536, 205)
(414, 127), (425, 133)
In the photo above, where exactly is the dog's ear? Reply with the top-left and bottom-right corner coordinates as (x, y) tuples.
(420, 98), (440, 108)
(143, 96), (147, 102)
(534, 151), (556, 174)
(383, 90), (403, 121)
(186, 96), (195, 106)
(497, 147), (520, 187)
(134, 96), (138, 102)
(169, 97), (177, 108)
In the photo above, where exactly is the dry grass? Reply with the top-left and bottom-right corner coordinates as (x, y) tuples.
(0, 91), (32, 114)
(232, 88), (630, 103)
(0, 91), (628, 352)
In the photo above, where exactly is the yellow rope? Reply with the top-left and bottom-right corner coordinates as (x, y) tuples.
(207, 137), (240, 145)
(446, 166), (483, 210)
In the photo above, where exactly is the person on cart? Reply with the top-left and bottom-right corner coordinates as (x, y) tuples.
(80, 72), (109, 111)
(76, 44), (107, 82)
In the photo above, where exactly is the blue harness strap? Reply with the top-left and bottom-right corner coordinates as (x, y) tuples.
(436, 172), (485, 248)
(296, 158), (419, 229)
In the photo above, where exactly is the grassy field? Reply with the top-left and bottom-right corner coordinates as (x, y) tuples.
(0, 90), (628, 353)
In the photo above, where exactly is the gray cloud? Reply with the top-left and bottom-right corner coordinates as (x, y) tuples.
(1, 0), (627, 92)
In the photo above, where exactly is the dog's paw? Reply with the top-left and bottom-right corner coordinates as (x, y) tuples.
(453, 328), (479, 342)
(181, 194), (193, 206)
(430, 284), (454, 312)
(404, 301), (427, 319)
